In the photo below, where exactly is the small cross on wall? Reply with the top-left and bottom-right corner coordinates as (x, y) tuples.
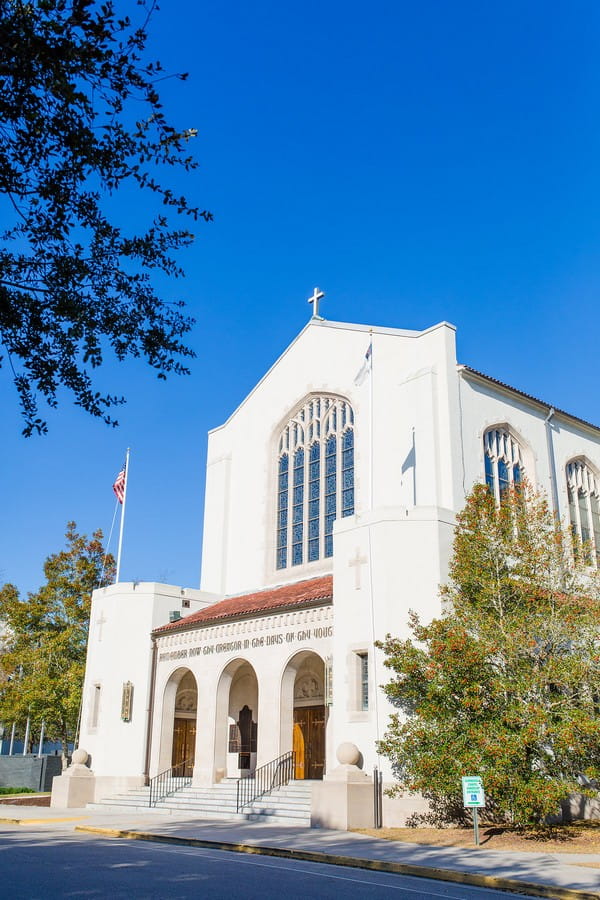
(348, 547), (368, 590)
(308, 287), (325, 319)
(96, 612), (108, 642)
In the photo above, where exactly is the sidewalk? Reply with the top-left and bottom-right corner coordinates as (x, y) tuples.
(1, 803), (599, 899)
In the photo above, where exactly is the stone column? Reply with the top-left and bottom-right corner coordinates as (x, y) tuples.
(255, 660), (282, 767)
(192, 673), (219, 786)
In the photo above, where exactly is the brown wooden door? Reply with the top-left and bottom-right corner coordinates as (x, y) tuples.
(171, 717), (196, 776)
(293, 705), (325, 779)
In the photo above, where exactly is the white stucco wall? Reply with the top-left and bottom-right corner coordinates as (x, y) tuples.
(200, 318), (459, 597)
(79, 582), (216, 786)
(459, 370), (600, 521)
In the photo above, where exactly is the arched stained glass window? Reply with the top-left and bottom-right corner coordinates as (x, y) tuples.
(292, 448), (304, 566)
(484, 427), (523, 503)
(276, 454), (289, 570)
(324, 434), (337, 559)
(276, 396), (355, 569)
(342, 429), (354, 517)
(308, 443), (320, 562)
(566, 459), (600, 564)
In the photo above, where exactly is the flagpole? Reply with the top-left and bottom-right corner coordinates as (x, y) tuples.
(115, 448), (130, 583)
(365, 332), (380, 766)
(369, 329), (373, 511)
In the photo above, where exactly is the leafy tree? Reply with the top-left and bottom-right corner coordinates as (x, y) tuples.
(0, 0), (212, 436)
(0, 523), (114, 761)
(378, 484), (600, 827)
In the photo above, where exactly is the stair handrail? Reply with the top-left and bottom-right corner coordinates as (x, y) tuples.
(148, 757), (194, 807)
(236, 750), (295, 812)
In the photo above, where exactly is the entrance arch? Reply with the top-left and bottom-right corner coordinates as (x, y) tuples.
(214, 659), (259, 779)
(281, 652), (326, 780)
(158, 667), (198, 776)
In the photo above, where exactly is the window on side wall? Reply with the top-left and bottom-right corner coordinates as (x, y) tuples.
(89, 683), (101, 730)
(484, 427), (524, 503)
(566, 458), (600, 565)
(357, 651), (369, 711)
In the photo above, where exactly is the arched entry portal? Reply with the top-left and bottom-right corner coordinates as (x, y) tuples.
(171, 671), (197, 776)
(281, 652), (326, 780)
(158, 668), (198, 777)
(214, 659), (259, 779)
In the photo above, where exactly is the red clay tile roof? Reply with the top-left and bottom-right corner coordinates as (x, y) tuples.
(154, 575), (333, 634)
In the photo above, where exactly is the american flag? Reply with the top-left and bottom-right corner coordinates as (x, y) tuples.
(113, 463), (127, 504)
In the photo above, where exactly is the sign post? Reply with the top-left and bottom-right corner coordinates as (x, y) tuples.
(461, 776), (485, 846)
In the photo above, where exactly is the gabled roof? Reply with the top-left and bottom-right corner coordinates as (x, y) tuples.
(210, 318), (455, 434)
(459, 366), (600, 436)
(154, 575), (333, 635)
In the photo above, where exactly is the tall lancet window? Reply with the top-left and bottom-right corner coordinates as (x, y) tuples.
(276, 396), (355, 569)
(292, 448), (305, 565)
(484, 427), (523, 503)
(566, 459), (600, 564)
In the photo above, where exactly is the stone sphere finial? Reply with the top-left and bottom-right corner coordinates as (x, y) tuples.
(336, 742), (360, 766)
(71, 748), (89, 766)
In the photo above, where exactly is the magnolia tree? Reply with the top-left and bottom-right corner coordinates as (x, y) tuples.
(0, 523), (114, 762)
(378, 484), (600, 826)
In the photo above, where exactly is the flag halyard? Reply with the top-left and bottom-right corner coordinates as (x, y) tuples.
(354, 341), (372, 386)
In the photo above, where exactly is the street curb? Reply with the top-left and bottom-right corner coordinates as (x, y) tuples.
(75, 826), (600, 900)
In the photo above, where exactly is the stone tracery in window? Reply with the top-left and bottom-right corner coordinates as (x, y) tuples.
(484, 427), (523, 502)
(566, 458), (600, 564)
(276, 396), (354, 569)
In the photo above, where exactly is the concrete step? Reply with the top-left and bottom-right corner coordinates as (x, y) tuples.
(178, 789), (310, 806)
(160, 797), (309, 814)
(155, 799), (309, 816)
(89, 779), (313, 825)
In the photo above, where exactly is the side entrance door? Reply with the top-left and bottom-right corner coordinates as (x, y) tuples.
(293, 705), (325, 779)
(171, 717), (196, 776)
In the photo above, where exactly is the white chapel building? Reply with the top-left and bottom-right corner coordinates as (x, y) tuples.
(70, 305), (600, 824)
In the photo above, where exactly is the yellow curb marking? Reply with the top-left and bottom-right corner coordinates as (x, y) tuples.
(75, 826), (600, 900)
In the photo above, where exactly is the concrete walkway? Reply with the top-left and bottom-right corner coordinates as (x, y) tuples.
(1, 803), (599, 899)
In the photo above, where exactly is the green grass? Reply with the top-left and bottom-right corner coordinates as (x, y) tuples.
(0, 786), (36, 795)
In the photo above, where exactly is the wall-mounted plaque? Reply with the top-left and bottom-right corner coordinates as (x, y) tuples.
(121, 681), (134, 722)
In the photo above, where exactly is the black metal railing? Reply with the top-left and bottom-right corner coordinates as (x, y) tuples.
(148, 757), (194, 807)
(236, 750), (295, 812)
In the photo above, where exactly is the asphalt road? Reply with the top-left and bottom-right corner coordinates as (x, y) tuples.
(0, 826), (544, 899)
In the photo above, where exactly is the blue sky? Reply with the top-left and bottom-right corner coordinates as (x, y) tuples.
(2, 1), (600, 596)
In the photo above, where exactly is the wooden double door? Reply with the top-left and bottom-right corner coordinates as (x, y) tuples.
(293, 705), (325, 780)
(172, 717), (196, 776)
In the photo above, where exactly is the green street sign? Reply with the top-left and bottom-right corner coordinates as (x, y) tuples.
(462, 775), (485, 808)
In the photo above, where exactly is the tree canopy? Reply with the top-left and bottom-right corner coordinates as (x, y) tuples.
(0, 0), (211, 435)
(0, 522), (114, 759)
(378, 484), (600, 826)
